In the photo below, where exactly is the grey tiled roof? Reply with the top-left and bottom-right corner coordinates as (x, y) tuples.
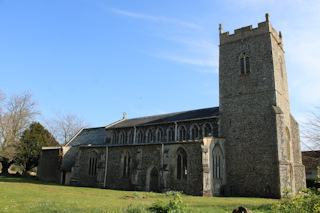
(109, 107), (219, 129)
(68, 127), (106, 146)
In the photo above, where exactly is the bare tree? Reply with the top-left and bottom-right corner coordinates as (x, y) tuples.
(0, 91), (40, 173)
(46, 111), (87, 145)
(301, 106), (320, 150)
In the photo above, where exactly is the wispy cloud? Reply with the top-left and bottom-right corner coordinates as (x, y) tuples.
(156, 53), (218, 72)
(110, 8), (217, 72)
(111, 8), (201, 29)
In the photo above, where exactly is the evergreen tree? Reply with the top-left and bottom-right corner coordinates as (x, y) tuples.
(16, 122), (59, 172)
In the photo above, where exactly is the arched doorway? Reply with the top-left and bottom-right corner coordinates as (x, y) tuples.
(150, 167), (159, 192)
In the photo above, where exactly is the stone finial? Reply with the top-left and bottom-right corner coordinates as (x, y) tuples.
(279, 31), (282, 39)
(219, 24), (223, 34)
(265, 13), (270, 22)
(123, 112), (127, 119)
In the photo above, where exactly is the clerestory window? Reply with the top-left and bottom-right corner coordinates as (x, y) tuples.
(155, 128), (164, 142)
(128, 130), (134, 144)
(119, 131), (126, 144)
(203, 123), (213, 137)
(178, 126), (187, 141)
(145, 129), (153, 143)
(167, 127), (175, 142)
(190, 124), (200, 140)
(136, 130), (144, 143)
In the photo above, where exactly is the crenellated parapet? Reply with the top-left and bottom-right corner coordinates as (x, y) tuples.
(220, 13), (283, 46)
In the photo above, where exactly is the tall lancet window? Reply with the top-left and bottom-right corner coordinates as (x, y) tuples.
(240, 53), (250, 74)
(176, 148), (187, 180)
(213, 147), (222, 179)
(88, 151), (98, 176)
(122, 151), (131, 177)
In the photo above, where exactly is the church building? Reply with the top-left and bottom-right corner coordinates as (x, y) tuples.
(38, 14), (306, 198)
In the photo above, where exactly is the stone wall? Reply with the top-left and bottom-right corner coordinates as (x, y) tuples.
(291, 116), (306, 191)
(73, 141), (209, 196)
(38, 148), (60, 182)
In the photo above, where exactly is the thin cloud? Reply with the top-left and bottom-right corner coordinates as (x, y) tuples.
(158, 54), (218, 70)
(111, 8), (201, 29)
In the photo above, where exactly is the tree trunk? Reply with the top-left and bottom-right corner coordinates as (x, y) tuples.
(0, 158), (13, 174)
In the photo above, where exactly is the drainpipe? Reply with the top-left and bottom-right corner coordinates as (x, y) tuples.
(103, 146), (109, 188)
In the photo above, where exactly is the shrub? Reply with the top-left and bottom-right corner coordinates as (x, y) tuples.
(149, 194), (189, 213)
(132, 192), (142, 198)
(164, 191), (182, 197)
(272, 188), (320, 213)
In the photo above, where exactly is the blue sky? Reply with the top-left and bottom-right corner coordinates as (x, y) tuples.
(1, 0), (320, 149)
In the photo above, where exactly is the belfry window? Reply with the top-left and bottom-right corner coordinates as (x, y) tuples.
(177, 149), (187, 180)
(240, 53), (250, 74)
(88, 152), (98, 176)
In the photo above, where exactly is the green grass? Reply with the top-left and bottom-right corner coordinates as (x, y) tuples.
(0, 174), (277, 212)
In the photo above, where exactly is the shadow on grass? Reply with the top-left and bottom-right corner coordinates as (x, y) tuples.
(0, 173), (58, 186)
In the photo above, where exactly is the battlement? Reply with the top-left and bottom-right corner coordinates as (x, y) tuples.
(220, 14), (282, 45)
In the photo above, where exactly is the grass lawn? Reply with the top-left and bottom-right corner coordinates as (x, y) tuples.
(0, 174), (277, 212)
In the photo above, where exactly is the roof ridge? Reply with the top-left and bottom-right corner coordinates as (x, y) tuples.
(123, 106), (219, 121)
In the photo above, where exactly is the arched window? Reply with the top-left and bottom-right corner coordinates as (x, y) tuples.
(155, 128), (164, 142)
(112, 132), (117, 144)
(136, 130), (144, 143)
(88, 151), (98, 176)
(213, 147), (222, 179)
(145, 129), (153, 143)
(190, 124), (200, 140)
(178, 126), (187, 141)
(176, 148), (187, 180)
(167, 127), (175, 142)
(240, 53), (250, 74)
(122, 151), (131, 177)
(119, 131), (126, 144)
(203, 123), (213, 137)
(127, 130), (134, 144)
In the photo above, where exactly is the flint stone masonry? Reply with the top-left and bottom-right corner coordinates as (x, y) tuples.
(38, 148), (60, 182)
(37, 14), (305, 198)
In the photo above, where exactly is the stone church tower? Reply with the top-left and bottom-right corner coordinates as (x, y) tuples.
(219, 14), (305, 198)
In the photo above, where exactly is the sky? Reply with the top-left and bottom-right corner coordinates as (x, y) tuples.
(1, 0), (320, 150)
